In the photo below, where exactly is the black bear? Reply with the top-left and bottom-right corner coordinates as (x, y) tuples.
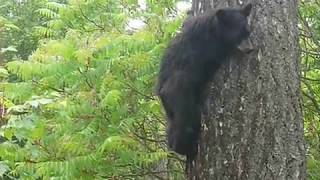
(157, 4), (252, 159)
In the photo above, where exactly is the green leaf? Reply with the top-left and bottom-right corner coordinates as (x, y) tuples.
(31, 121), (45, 140)
(1, 46), (18, 53)
(4, 23), (20, 31)
(26, 98), (53, 108)
(3, 129), (14, 140)
(0, 67), (9, 78)
(103, 90), (121, 108)
(0, 161), (10, 177)
(7, 105), (29, 115)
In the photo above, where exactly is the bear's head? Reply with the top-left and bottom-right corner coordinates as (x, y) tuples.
(215, 4), (252, 46)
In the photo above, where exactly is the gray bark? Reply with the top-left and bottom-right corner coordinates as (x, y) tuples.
(190, 0), (306, 179)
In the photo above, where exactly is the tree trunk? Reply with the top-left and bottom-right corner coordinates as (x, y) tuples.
(190, 0), (306, 179)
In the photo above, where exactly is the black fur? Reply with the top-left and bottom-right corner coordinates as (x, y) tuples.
(157, 4), (252, 159)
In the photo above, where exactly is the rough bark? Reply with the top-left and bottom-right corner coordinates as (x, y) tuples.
(190, 0), (306, 179)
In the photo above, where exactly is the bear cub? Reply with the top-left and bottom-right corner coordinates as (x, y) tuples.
(157, 4), (252, 159)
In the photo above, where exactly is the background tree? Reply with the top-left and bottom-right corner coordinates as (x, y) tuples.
(190, 0), (306, 179)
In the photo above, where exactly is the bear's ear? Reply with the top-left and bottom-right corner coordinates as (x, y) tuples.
(242, 3), (252, 17)
(216, 9), (226, 20)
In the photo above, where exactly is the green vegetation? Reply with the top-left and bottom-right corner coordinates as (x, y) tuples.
(300, 1), (320, 179)
(0, 0), (319, 179)
(0, 0), (184, 179)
